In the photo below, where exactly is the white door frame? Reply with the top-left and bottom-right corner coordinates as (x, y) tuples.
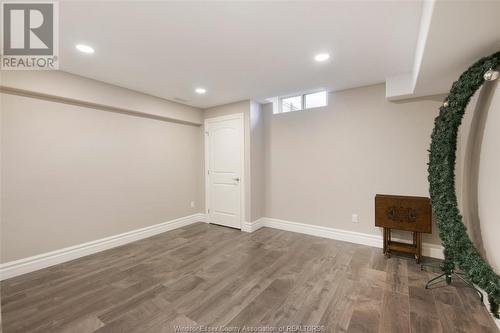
(204, 113), (245, 229)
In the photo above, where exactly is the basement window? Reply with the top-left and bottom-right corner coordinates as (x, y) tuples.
(277, 90), (327, 113)
(281, 95), (302, 112)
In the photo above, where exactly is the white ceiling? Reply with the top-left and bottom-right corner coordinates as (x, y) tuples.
(59, 1), (500, 109)
(386, 0), (500, 100)
(412, 0), (500, 98)
(59, 1), (423, 108)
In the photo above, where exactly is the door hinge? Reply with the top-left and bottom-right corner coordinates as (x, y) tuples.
(205, 131), (209, 136)
(207, 170), (210, 175)
(207, 209), (210, 213)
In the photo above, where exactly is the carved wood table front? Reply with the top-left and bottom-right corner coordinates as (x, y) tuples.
(375, 194), (432, 263)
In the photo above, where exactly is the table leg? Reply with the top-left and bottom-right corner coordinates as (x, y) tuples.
(383, 228), (387, 254)
(384, 228), (391, 258)
(415, 232), (422, 263)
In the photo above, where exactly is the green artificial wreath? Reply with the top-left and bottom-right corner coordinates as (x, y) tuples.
(428, 50), (500, 317)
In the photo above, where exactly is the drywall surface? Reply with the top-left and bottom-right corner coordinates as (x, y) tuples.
(263, 84), (442, 244)
(1, 93), (203, 262)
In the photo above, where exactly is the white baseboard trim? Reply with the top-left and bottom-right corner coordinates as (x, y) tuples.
(0, 213), (207, 281)
(479, 288), (500, 329)
(1, 214), (443, 281)
(245, 217), (444, 259)
(241, 218), (265, 233)
(197, 213), (210, 223)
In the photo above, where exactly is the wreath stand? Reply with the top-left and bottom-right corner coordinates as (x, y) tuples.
(421, 259), (484, 303)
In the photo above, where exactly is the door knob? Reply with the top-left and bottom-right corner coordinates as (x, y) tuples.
(233, 177), (240, 182)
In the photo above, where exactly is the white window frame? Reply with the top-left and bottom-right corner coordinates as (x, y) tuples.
(278, 90), (328, 114)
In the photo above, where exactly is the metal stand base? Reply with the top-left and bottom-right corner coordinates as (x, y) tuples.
(421, 263), (483, 302)
(421, 255), (499, 319)
(425, 272), (483, 303)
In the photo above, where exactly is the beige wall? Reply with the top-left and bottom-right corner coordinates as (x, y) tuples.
(1, 76), (204, 263)
(457, 76), (500, 273)
(263, 84), (442, 244)
(1, 72), (467, 265)
(0, 90), (2, 330)
(477, 79), (500, 272)
(250, 101), (265, 221)
(457, 86), (487, 256)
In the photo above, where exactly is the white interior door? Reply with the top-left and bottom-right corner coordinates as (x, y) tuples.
(205, 114), (244, 229)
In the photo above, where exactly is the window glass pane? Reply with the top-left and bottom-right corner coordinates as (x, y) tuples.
(281, 95), (302, 112)
(305, 91), (327, 109)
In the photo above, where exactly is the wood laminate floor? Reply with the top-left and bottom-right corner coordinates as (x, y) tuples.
(1, 223), (497, 333)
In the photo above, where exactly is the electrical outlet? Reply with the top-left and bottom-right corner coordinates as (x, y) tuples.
(190, 201), (195, 208)
(351, 214), (359, 223)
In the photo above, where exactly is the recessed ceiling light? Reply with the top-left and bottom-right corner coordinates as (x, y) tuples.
(314, 53), (330, 62)
(195, 88), (207, 94)
(76, 44), (95, 54)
